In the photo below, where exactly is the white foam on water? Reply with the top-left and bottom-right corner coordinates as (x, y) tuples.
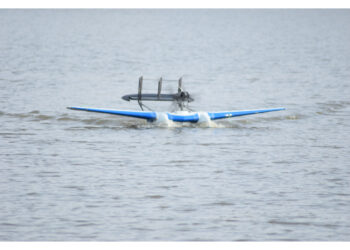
(153, 112), (222, 128)
(154, 112), (176, 127)
(197, 112), (219, 128)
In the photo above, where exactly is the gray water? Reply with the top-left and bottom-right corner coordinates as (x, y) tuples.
(0, 9), (350, 241)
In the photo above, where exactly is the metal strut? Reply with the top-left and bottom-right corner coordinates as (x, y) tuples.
(157, 77), (162, 100)
(178, 77), (184, 110)
(138, 76), (143, 110)
(136, 76), (153, 111)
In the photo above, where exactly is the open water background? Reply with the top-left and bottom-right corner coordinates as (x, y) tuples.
(0, 9), (350, 241)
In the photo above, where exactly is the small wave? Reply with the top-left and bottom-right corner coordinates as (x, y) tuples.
(207, 201), (235, 206)
(268, 220), (311, 226)
(33, 114), (54, 120)
(316, 100), (350, 115)
(253, 114), (303, 123)
(57, 114), (122, 125)
(268, 219), (340, 229)
(0, 110), (54, 120)
(145, 195), (164, 199)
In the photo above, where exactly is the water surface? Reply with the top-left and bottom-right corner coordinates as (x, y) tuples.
(0, 9), (350, 241)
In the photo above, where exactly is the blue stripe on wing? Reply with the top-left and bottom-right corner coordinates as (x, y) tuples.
(208, 108), (285, 120)
(67, 107), (157, 121)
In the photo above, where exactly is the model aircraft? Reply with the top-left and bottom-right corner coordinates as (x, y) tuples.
(67, 77), (285, 123)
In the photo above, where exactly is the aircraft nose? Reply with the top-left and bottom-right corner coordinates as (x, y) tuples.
(122, 95), (130, 101)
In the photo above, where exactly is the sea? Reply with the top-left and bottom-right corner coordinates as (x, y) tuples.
(0, 9), (349, 241)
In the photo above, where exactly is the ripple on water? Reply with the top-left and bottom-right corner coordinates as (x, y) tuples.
(145, 195), (164, 199)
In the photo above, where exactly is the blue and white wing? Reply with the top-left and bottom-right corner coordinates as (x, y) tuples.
(208, 108), (285, 120)
(67, 107), (157, 121)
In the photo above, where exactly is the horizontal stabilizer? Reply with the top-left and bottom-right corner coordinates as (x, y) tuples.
(67, 107), (157, 121)
(208, 108), (285, 120)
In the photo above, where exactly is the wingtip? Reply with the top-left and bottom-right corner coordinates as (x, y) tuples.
(67, 107), (80, 110)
